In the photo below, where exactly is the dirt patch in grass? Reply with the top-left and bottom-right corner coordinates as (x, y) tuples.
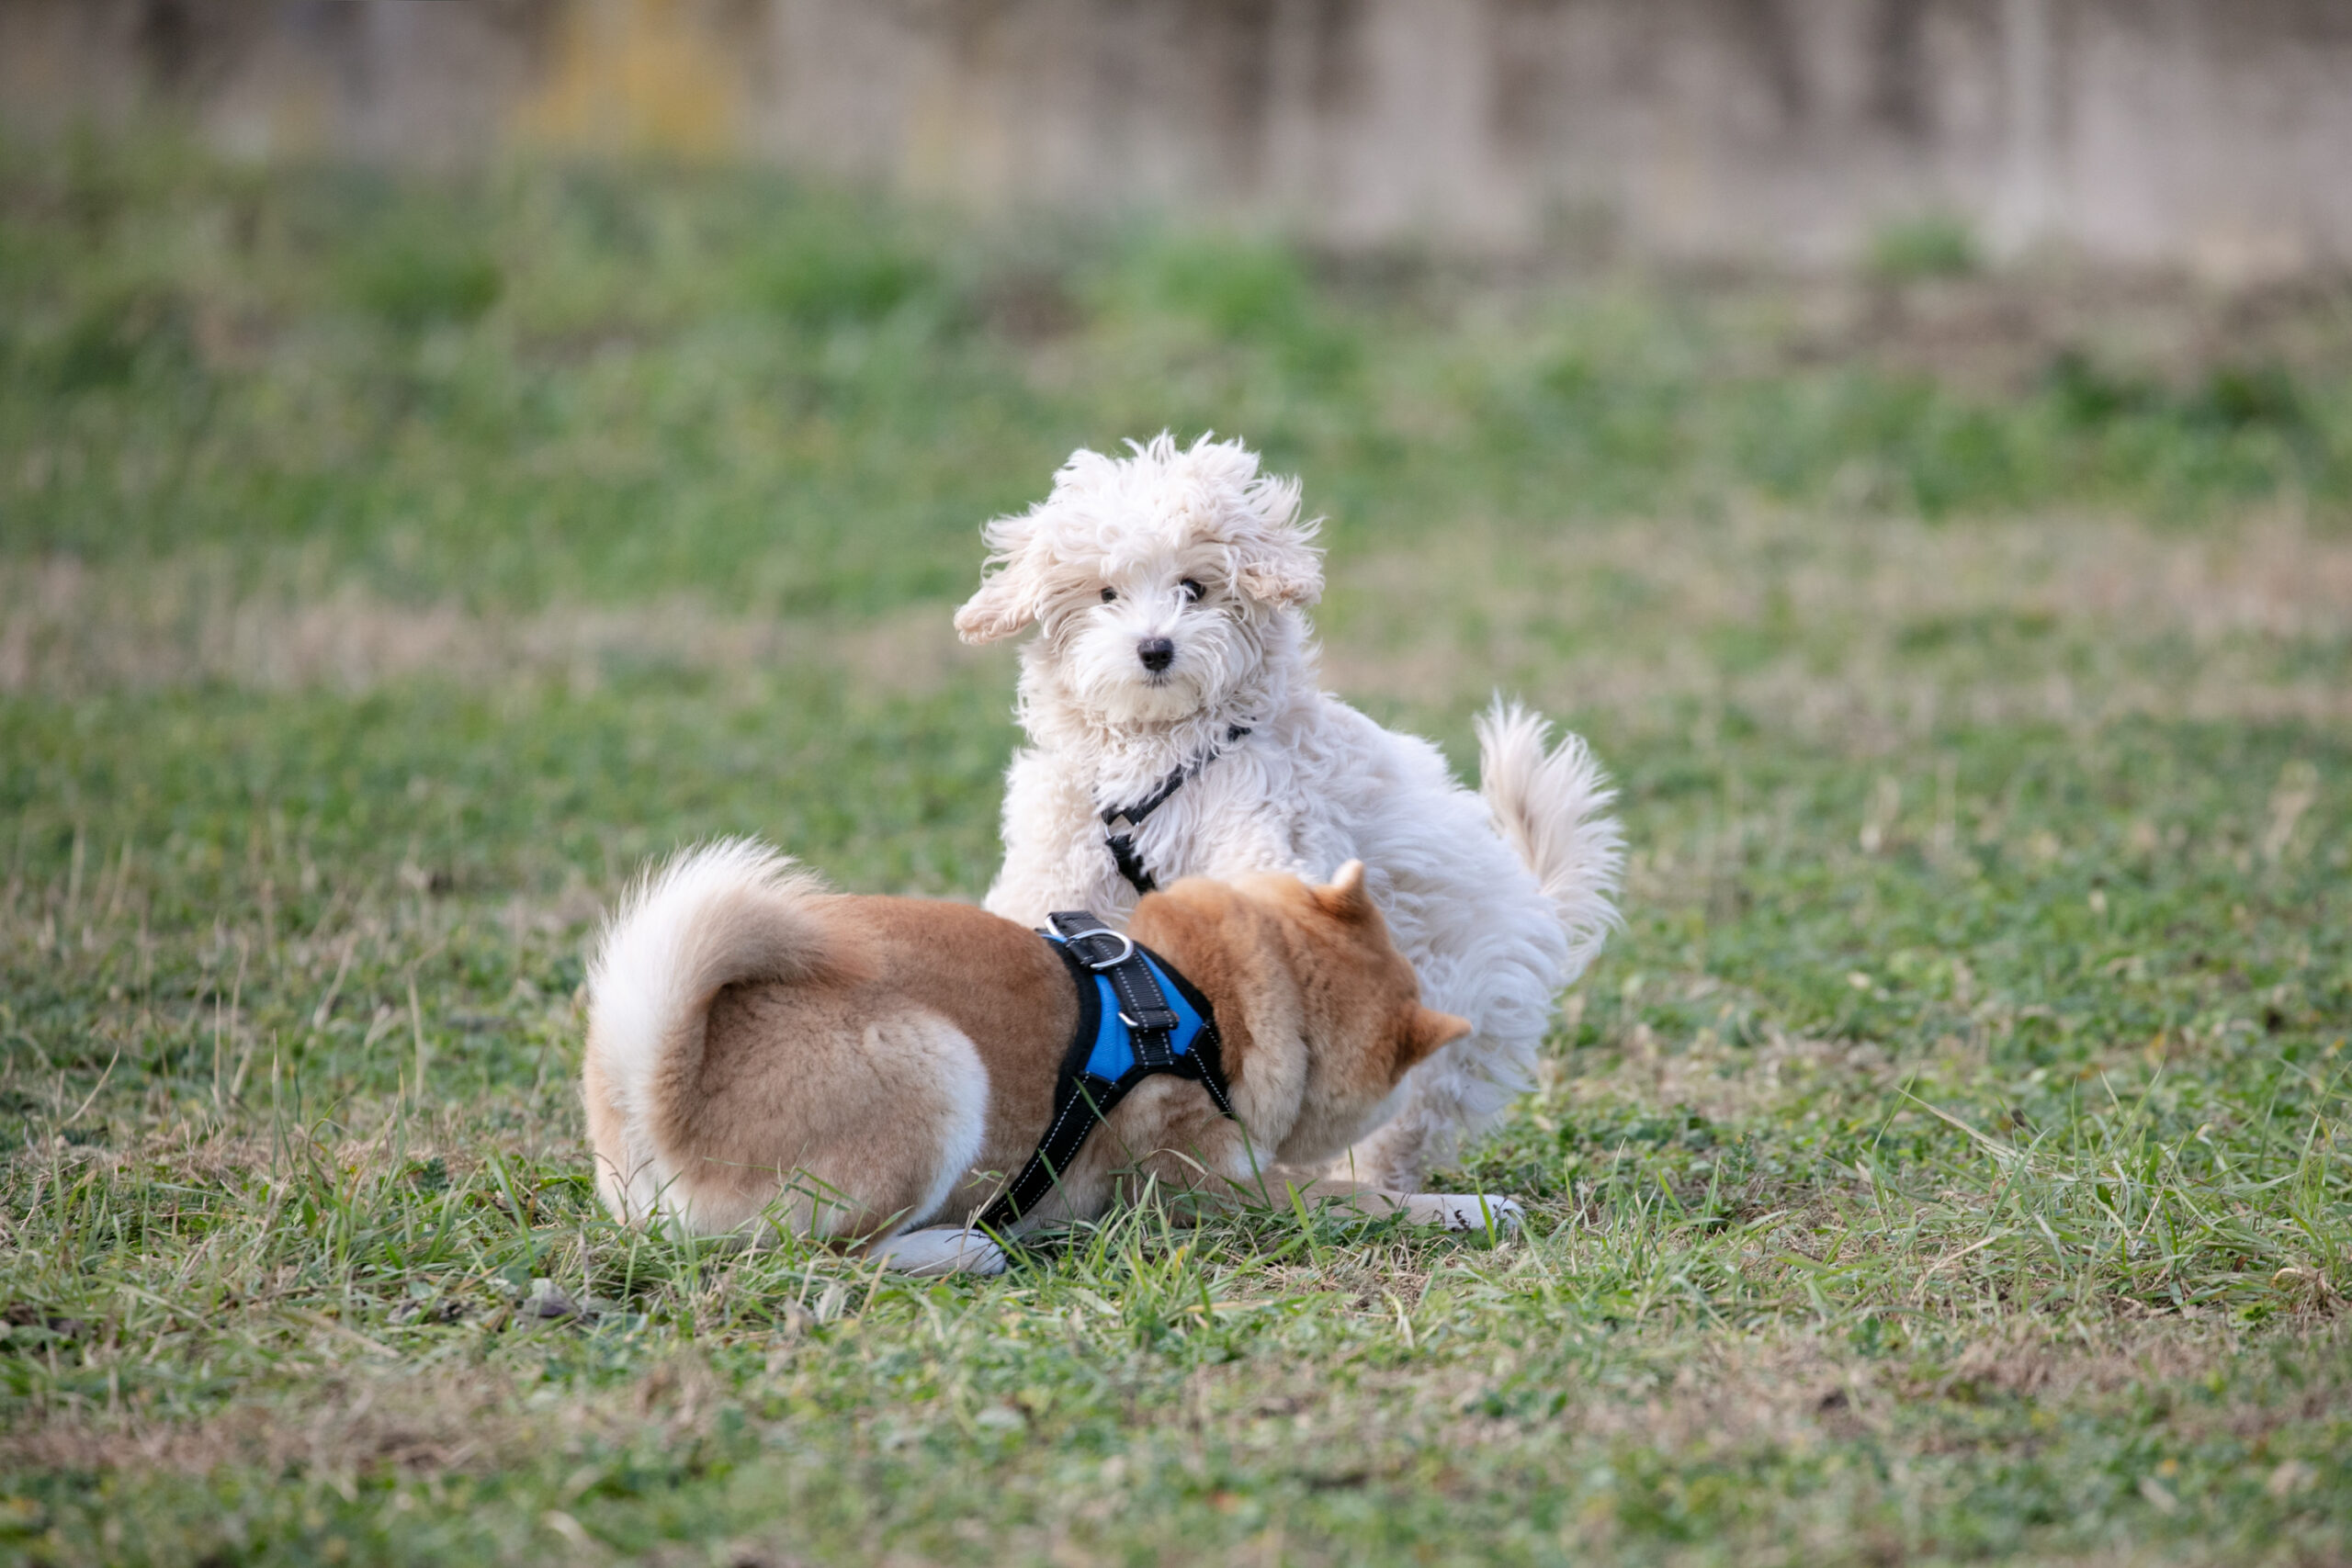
(9, 513), (2348, 754)
(0, 1370), (535, 1478)
(1324, 509), (2352, 736)
(0, 557), (986, 701)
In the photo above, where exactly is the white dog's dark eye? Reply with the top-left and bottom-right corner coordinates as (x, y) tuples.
(1181, 579), (1204, 603)
(1100, 587), (1117, 603)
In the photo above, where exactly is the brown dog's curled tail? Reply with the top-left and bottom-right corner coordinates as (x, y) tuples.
(583, 839), (829, 1226)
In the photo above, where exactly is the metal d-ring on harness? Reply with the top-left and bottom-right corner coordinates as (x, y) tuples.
(1099, 724), (1251, 894)
(974, 911), (1238, 1232)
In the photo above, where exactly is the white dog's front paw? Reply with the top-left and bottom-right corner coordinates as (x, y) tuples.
(1403, 1193), (1523, 1235)
(870, 1226), (1008, 1277)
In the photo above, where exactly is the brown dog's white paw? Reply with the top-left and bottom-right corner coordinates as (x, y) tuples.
(870, 1226), (1008, 1277)
(1403, 1193), (1523, 1234)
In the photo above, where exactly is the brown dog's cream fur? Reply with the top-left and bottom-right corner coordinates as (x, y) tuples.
(582, 840), (1487, 1269)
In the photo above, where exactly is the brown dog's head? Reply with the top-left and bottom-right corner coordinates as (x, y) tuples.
(1285, 859), (1468, 1080)
(1136, 862), (1469, 1164)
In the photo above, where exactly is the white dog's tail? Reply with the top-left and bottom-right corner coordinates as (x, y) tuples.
(583, 839), (831, 1226)
(1477, 700), (1625, 986)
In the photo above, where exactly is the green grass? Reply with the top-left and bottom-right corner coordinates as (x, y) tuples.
(3, 139), (2350, 1566)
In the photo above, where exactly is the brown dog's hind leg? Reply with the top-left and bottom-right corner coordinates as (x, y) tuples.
(664, 998), (990, 1244)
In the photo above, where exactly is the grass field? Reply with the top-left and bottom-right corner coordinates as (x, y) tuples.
(3, 141), (2350, 1566)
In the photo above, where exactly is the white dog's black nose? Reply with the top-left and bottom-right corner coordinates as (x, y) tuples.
(1137, 637), (1175, 672)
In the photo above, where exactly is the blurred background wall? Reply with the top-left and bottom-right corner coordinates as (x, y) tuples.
(4, 0), (2349, 277)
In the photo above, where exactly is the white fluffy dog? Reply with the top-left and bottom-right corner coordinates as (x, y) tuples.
(955, 434), (1623, 1191)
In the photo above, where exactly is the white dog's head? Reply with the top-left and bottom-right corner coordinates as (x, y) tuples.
(954, 434), (1322, 727)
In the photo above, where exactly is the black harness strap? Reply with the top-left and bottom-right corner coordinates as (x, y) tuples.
(975, 911), (1236, 1232)
(1100, 724), (1250, 895)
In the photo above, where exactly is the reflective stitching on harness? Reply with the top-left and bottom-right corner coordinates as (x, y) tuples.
(1017, 1091), (1097, 1191)
(1103, 960), (1175, 1058)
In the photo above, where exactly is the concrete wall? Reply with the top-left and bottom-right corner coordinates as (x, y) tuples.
(5, 0), (2349, 276)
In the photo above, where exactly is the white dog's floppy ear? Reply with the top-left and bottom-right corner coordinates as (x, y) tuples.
(1235, 539), (1322, 608)
(1227, 468), (1324, 609)
(954, 513), (1040, 644)
(954, 566), (1035, 644)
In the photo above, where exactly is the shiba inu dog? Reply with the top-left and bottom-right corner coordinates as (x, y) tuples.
(582, 840), (1520, 1274)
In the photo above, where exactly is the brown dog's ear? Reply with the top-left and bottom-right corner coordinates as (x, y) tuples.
(1396, 1007), (1472, 1074)
(1317, 860), (1372, 919)
(953, 567), (1036, 644)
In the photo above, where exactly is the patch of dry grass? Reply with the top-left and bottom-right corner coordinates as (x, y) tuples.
(1325, 508), (2352, 738)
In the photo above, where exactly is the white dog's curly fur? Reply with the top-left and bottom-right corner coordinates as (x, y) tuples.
(956, 433), (1624, 1190)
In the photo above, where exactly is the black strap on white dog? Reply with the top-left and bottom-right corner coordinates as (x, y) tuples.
(975, 911), (1237, 1232)
(1100, 725), (1250, 894)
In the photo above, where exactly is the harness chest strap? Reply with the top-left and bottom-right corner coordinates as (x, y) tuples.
(1099, 724), (1251, 895)
(974, 910), (1237, 1233)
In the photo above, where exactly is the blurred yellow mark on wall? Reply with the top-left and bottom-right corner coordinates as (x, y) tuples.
(515, 0), (745, 157)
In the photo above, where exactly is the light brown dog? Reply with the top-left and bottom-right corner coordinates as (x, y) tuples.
(582, 840), (1522, 1274)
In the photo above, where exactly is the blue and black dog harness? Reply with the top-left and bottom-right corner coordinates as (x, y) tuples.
(975, 910), (1238, 1231)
